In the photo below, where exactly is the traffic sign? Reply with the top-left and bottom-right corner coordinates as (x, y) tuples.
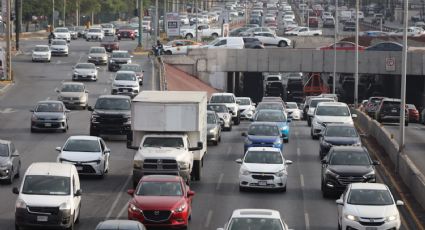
(385, 57), (396, 72)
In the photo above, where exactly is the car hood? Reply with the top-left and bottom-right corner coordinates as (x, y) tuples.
(247, 135), (280, 143)
(89, 53), (107, 58)
(113, 80), (138, 86)
(93, 109), (130, 116)
(242, 163), (283, 173)
(75, 68), (97, 74)
(33, 112), (65, 119)
(286, 108), (299, 113)
(0, 157), (11, 167)
(50, 45), (67, 49)
(328, 165), (373, 176)
(33, 51), (50, 55)
(132, 196), (184, 210)
(347, 204), (398, 219)
(60, 92), (84, 98)
(138, 148), (189, 161)
(215, 112), (230, 119)
(59, 151), (102, 162)
(323, 136), (360, 145)
(111, 58), (131, 62)
(20, 194), (70, 207)
(315, 116), (353, 124)
(239, 105), (252, 110)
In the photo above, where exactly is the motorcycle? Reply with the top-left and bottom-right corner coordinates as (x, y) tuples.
(151, 45), (165, 56)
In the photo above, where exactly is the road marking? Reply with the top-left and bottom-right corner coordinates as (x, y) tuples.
(77, 53), (84, 63)
(304, 213), (310, 230)
(216, 173), (224, 190)
(103, 88), (107, 93)
(204, 210), (213, 228)
(105, 173), (132, 220)
(297, 147), (300, 156)
(116, 199), (130, 219)
(226, 146), (232, 157)
(300, 174), (304, 188)
(0, 108), (15, 114)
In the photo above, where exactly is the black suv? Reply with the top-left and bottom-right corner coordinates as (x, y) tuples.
(375, 98), (408, 126)
(343, 21), (356, 31)
(88, 95), (132, 136)
(319, 124), (361, 158)
(321, 146), (379, 198)
(242, 37), (264, 49)
(108, 50), (133, 72)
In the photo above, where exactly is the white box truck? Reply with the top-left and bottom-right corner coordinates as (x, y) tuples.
(127, 91), (207, 187)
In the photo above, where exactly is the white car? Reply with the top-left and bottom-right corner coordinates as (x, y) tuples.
(163, 40), (201, 55)
(111, 70), (140, 98)
(72, 63), (99, 81)
(101, 23), (115, 35)
(285, 102), (301, 120)
(56, 136), (110, 177)
(236, 147), (292, 192)
(53, 27), (71, 42)
(306, 97), (335, 126)
(50, 39), (69, 56)
(285, 26), (322, 36)
(179, 15), (190, 25)
(311, 102), (356, 139)
(32, 45), (51, 62)
(217, 209), (290, 230)
(253, 32), (291, 47)
(337, 183), (404, 230)
(86, 28), (104, 41)
(210, 93), (240, 125)
(207, 103), (233, 131)
(236, 97), (256, 120)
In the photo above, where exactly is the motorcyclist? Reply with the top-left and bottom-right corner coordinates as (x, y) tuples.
(155, 40), (163, 56)
(48, 31), (55, 45)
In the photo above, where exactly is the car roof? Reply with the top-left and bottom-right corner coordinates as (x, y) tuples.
(211, 93), (235, 96)
(62, 82), (84, 86)
(311, 97), (334, 101)
(231, 209), (281, 219)
(350, 182), (388, 190)
(250, 121), (279, 126)
(35, 45), (49, 47)
(112, 50), (129, 53)
(37, 100), (63, 104)
(96, 220), (144, 230)
(246, 147), (281, 152)
(0, 139), (11, 145)
(67, 135), (100, 141)
(98, 95), (131, 100)
(382, 98), (401, 102)
(26, 162), (73, 177)
(330, 146), (365, 152)
(116, 70), (136, 75)
(316, 102), (348, 107)
(325, 123), (355, 128)
(236, 97), (251, 100)
(256, 109), (284, 113)
(141, 175), (182, 182)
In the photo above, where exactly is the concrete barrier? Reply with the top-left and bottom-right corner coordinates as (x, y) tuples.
(355, 109), (425, 210)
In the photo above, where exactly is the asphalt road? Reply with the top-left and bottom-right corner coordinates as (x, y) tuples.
(0, 38), (412, 230)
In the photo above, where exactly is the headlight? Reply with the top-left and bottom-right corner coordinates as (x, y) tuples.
(88, 56), (93, 59)
(73, 71), (78, 75)
(109, 60), (115, 63)
(345, 214), (358, 221)
(178, 161), (189, 170)
(130, 203), (142, 213)
(15, 199), (26, 209)
(275, 169), (286, 177)
(127, 60), (132, 64)
(386, 215), (397, 222)
(313, 120), (321, 126)
(133, 160), (143, 169)
(363, 170), (375, 179)
(31, 114), (38, 121)
(273, 139), (281, 145)
(59, 202), (71, 211)
(174, 203), (187, 212)
(244, 138), (252, 145)
(223, 114), (229, 119)
(209, 128), (216, 134)
(241, 168), (250, 175)
(325, 169), (339, 178)
(280, 126), (288, 131)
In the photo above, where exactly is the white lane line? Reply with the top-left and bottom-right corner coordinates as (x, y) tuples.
(300, 174), (305, 188)
(77, 53), (84, 63)
(304, 212), (310, 230)
(103, 88), (107, 93)
(216, 173), (224, 190)
(297, 147), (300, 157)
(204, 210), (213, 228)
(116, 199), (130, 219)
(226, 146), (232, 157)
(105, 174), (132, 220)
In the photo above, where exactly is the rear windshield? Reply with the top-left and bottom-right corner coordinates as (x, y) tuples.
(315, 105), (350, 116)
(210, 95), (235, 103)
(310, 99), (334, 107)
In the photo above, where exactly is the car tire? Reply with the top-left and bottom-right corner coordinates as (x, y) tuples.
(6, 171), (13, 184)
(191, 160), (202, 181)
(15, 224), (20, 230)
(30, 127), (35, 133)
(283, 139), (288, 143)
(278, 41), (287, 47)
(185, 34), (193, 39)
(165, 50), (172, 55)
(228, 125), (232, 131)
(307, 118), (311, 126)
(66, 217), (74, 230)
(405, 121), (409, 126)
(213, 140), (218, 146)
(239, 186), (246, 192)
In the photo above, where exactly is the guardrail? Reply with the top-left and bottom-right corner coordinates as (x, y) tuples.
(355, 109), (425, 210)
(360, 20), (398, 32)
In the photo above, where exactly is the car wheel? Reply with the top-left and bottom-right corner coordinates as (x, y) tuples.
(213, 140), (218, 146)
(165, 50), (172, 55)
(75, 205), (81, 223)
(228, 125), (232, 131)
(15, 224), (20, 230)
(185, 34), (193, 39)
(211, 33), (218, 39)
(307, 118), (311, 126)
(6, 170), (13, 184)
(66, 217), (74, 230)
(278, 41), (287, 47)
(405, 120), (409, 126)
(15, 162), (20, 178)
(239, 186), (246, 192)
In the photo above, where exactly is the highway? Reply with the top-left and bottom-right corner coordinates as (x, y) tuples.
(0, 38), (413, 230)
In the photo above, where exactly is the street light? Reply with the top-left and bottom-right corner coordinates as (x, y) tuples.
(354, 0), (359, 107)
(333, 0), (338, 94)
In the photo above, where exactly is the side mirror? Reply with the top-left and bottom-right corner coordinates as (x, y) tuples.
(285, 160), (293, 165)
(55, 147), (62, 152)
(65, 109), (71, 113)
(30, 109), (34, 112)
(88, 106), (94, 111)
(396, 200), (404, 206)
(12, 187), (19, 194)
(104, 149), (111, 154)
(241, 132), (247, 137)
(74, 189), (82, 196)
(321, 159), (327, 164)
(235, 159), (243, 164)
(372, 160), (380, 165)
(127, 189), (135, 196)
(55, 88), (60, 93)
(352, 114), (358, 118)
(187, 190), (195, 197)
(336, 199), (344, 205)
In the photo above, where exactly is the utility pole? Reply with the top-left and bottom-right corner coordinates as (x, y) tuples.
(195, 0), (198, 41)
(354, 0), (359, 107)
(5, 0), (12, 81)
(138, 0), (143, 47)
(63, 0), (66, 26)
(333, 0), (338, 94)
(154, 0), (158, 42)
(76, 0), (79, 26)
(15, 0), (22, 51)
(52, 0), (55, 29)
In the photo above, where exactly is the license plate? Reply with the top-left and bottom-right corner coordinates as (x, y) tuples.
(258, 181), (267, 186)
(123, 89), (128, 93)
(76, 166), (83, 171)
(366, 227), (377, 230)
(44, 123), (51, 127)
(37, 216), (48, 222)
(392, 109), (397, 113)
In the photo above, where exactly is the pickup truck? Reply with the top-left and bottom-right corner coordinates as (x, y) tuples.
(285, 27), (322, 36)
(180, 24), (221, 39)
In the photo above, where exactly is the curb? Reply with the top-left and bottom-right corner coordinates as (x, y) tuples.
(0, 81), (14, 96)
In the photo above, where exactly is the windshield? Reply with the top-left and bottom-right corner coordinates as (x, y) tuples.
(329, 151), (370, 165)
(89, 29), (101, 33)
(142, 137), (184, 148)
(112, 52), (130, 58)
(210, 95), (235, 103)
(238, 98), (251, 105)
(0, 143), (9, 157)
(310, 99), (334, 107)
(228, 218), (284, 230)
(120, 65), (142, 72)
(286, 103), (298, 109)
(90, 48), (105, 54)
(325, 126), (358, 137)
(348, 189), (393, 206)
(52, 40), (66, 45)
(255, 111), (286, 122)
(115, 73), (136, 81)
(75, 63), (95, 69)
(315, 105), (350, 116)
(35, 103), (64, 112)
(207, 104), (228, 113)
(34, 46), (49, 52)
(94, 98), (131, 110)
(102, 24), (112, 28)
(102, 36), (117, 42)
(22, 175), (70, 196)
(63, 139), (100, 152)
(244, 151), (283, 164)
(257, 103), (284, 111)
(207, 113), (217, 124)
(247, 124), (280, 136)
(55, 28), (68, 33)
(61, 84), (84, 92)
(137, 182), (182, 196)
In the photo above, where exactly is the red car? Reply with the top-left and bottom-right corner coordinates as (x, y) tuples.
(117, 27), (135, 40)
(127, 175), (195, 229)
(100, 36), (119, 52)
(319, 41), (366, 50)
(308, 17), (319, 27)
(407, 104), (419, 122)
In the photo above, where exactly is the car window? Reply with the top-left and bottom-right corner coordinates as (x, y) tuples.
(63, 139), (101, 152)
(207, 104), (229, 113)
(137, 182), (183, 196)
(347, 189), (393, 205)
(309, 99), (334, 107)
(329, 151), (370, 165)
(0, 143), (9, 156)
(286, 103), (298, 109)
(76, 63), (95, 69)
(244, 151), (283, 164)
(214, 39), (227, 46)
(143, 137), (184, 148)
(315, 105), (350, 116)
(121, 65), (142, 72)
(22, 175), (70, 195)
(115, 73), (136, 81)
(112, 52), (130, 58)
(238, 98), (251, 105)
(55, 28), (68, 32)
(34, 46), (49, 52)
(247, 124), (280, 136)
(35, 103), (64, 112)
(61, 84), (84, 92)
(255, 111), (286, 122)
(90, 48), (106, 54)
(257, 103), (284, 111)
(325, 126), (358, 137)
(210, 95), (235, 103)
(228, 217), (284, 230)
(207, 113), (217, 124)
(94, 98), (131, 110)
(52, 40), (66, 45)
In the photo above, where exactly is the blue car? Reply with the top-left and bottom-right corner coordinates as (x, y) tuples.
(253, 109), (291, 143)
(242, 122), (283, 153)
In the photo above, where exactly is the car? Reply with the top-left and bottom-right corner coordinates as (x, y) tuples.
(100, 36), (119, 52)
(86, 27), (104, 41)
(375, 98), (408, 126)
(101, 23), (115, 35)
(111, 71), (140, 98)
(237, 147), (292, 192)
(217, 209), (290, 230)
(30, 101), (70, 133)
(360, 30), (389, 36)
(32, 45), (51, 62)
(163, 40), (202, 55)
(319, 124), (361, 158)
(242, 122), (283, 153)
(285, 102), (301, 119)
(116, 27), (136, 40)
(13, 162), (82, 230)
(207, 110), (222, 145)
(87, 46), (108, 65)
(261, 96), (285, 105)
(95, 220), (146, 230)
(56, 82), (89, 109)
(306, 97), (336, 126)
(254, 109), (291, 143)
(50, 39), (69, 56)
(229, 27), (250, 36)
(308, 17), (319, 27)
(323, 17), (335, 28)
(253, 32), (291, 47)
(284, 26), (322, 36)
(0, 139), (20, 184)
(75, 26), (86, 37)
(407, 104), (419, 123)
(240, 27), (275, 36)
(336, 183), (404, 230)
(203, 37), (245, 49)
(321, 146), (378, 197)
(127, 175), (195, 229)
(56, 135), (110, 177)
(88, 95), (132, 136)
(319, 41), (367, 51)
(311, 102), (356, 139)
(67, 26), (78, 39)
(120, 64), (144, 85)
(236, 97), (256, 120)
(255, 102), (285, 116)
(108, 50), (133, 72)
(207, 103), (232, 131)
(53, 27), (71, 42)
(343, 20), (356, 31)
(209, 93), (241, 125)
(72, 62), (99, 81)
(242, 37), (264, 49)
(366, 42), (403, 51)
(365, 96), (386, 117)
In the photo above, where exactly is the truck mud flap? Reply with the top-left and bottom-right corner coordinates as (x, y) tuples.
(192, 160), (202, 181)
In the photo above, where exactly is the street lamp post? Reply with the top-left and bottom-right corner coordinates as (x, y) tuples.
(52, 0), (55, 29)
(333, 0), (338, 94)
(138, 0), (143, 47)
(354, 0), (359, 107)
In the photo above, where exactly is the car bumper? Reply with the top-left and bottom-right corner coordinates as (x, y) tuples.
(244, 143), (282, 153)
(88, 58), (107, 65)
(108, 62), (127, 71)
(111, 88), (139, 97)
(289, 111), (301, 120)
(51, 51), (68, 56)
(0, 168), (12, 180)
(31, 121), (66, 130)
(15, 208), (72, 229)
(240, 110), (254, 119)
(342, 218), (400, 230)
(128, 209), (189, 228)
(32, 56), (50, 61)
(220, 118), (232, 128)
(207, 133), (219, 141)
(61, 161), (103, 175)
(132, 168), (190, 186)
(73, 74), (97, 80)
(380, 116), (406, 123)
(239, 174), (287, 189)
(90, 123), (131, 135)
(61, 100), (86, 107)
(312, 123), (323, 135)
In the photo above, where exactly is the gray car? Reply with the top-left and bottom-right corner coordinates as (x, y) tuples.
(0, 140), (20, 184)
(30, 101), (70, 133)
(56, 82), (89, 109)
(207, 111), (222, 145)
(87, 46), (108, 65)
(95, 220), (146, 230)
(72, 63), (99, 81)
(108, 50), (133, 71)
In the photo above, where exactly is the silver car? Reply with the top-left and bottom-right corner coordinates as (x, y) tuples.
(30, 101), (70, 133)
(56, 82), (89, 109)
(0, 139), (21, 184)
(207, 103), (232, 131)
(50, 39), (69, 56)
(87, 46), (108, 65)
(207, 111), (222, 145)
(72, 63), (99, 81)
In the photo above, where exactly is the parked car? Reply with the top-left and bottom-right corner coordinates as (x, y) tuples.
(87, 46), (108, 65)
(253, 32), (291, 47)
(56, 82), (89, 109)
(56, 135), (110, 177)
(163, 40), (202, 55)
(30, 101), (70, 132)
(32, 45), (51, 62)
(72, 62), (99, 81)
(207, 110), (222, 145)
(365, 96), (386, 117)
(217, 209), (291, 230)
(319, 123), (361, 158)
(111, 71), (140, 98)
(407, 104), (419, 123)
(204, 37), (244, 49)
(95, 220), (146, 230)
(108, 50), (133, 72)
(100, 36), (119, 52)
(207, 103), (232, 131)
(242, 37), (264, 49)
(319, 41), (366, 51)
(127, 175), (194, 229)
(120, 64), (144, 85)
(50, 39), (69, 56)
(375, 98), (408, 126)
(366, 42), (403, 51)
(0, 139), (21, 184)
(284, 26), (322, 36)
(323, 17), (335, 28)
(242, 122), (283, 153)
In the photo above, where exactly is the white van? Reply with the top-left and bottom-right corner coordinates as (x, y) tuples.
(204, 37), (244, 49)
(13, 162), (81, 230)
